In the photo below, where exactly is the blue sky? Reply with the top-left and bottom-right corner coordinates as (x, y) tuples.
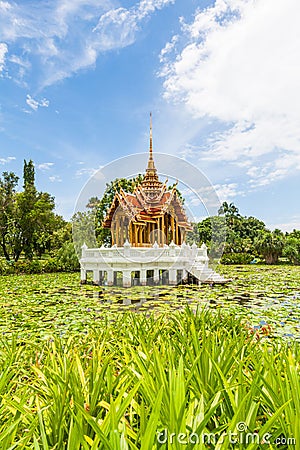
(0, 0), (300, 231)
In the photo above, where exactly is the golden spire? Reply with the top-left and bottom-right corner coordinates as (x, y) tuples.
(140, 113), (163, 197)
(147, 112), (155, 171)
(149, 112), (153, 159)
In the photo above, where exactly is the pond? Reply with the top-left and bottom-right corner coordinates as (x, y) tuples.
(0, 265), (299, 340)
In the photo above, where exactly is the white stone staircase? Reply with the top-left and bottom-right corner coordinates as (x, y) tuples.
(188, 263), (229, 284)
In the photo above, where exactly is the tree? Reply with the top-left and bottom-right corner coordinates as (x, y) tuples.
(56, 242), (80, 271)
(32, 197), (66, 258)
(0, 160), (65, 261)
(238, 216), (266, 241)
(192, 202), (269, 263)
(72, 210), (97, 254)
(218, 201), (240, 216)
(23, 159), (35, 189)
(16, 161), (58, 260)
(0, 172), (19, 260)
(283, 230), (300, 265)
(197, 203), (266, 257)
(255, 229), (285, 264)
(50, 221), (72, 254)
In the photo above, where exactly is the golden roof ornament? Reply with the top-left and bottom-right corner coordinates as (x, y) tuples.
(141, 112), (163, 197)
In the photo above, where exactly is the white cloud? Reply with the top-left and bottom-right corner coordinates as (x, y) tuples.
(9, 54), (31, 72)
(26, 94), (49, 111)
(49, 175), (62, 182)
(160, 0), (300, 185)
(76, 167), (98, 178)
(0, 156), (16, 164)
(38, 162), (54, 171)
(214, 182), (241, 202)
(0, 0), (174, 87)
(159, 35), (178, 63)
(269, 216), (300, 233)
(92, 0), (175, 52)
(0, 42), (8, 73)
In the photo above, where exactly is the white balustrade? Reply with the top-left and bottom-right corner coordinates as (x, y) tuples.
(80, 241), (214, 287)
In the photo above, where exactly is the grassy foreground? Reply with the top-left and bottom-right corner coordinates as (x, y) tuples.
(0, 308), (299, 449)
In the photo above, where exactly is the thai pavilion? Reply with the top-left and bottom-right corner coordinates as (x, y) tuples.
(80, 116), (226, 287)
(102, 116), (192, 248)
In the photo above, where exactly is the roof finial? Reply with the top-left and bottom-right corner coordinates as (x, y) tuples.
(149, 112), (153, 159)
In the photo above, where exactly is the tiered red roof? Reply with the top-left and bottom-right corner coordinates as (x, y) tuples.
(102, 115), (192, 232)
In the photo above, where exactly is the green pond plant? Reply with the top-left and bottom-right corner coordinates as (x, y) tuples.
(0, 266), (299, 448)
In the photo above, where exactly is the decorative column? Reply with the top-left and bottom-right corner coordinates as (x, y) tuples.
(93, 269), (99, 285)
(119, 216), (123, 247)
(175, 222), (179, 245)
(81, 242), (87, 258)
(146, 223), (150, 244)
(80, 268), (87, 284)
(139, 226), (143, 245)
(169, 269), (177, 285)
(171, 216), (175, 242)
(150, 222), (154, 244)
(154, 268), (159, 284)
(80, 242), (87, 283)
(111, 223), (115, 245)
(178, 227), (182, 245)
(107, 270), (114, 286)
(123, 270), (131, 288)
(140, 269), (147, 286)
(116, 221), (119, 246)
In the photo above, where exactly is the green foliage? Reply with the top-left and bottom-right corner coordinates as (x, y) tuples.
(195, 216), (226, 257)
(218, 201), (240, 217)
(220, 204), (266, 255)
(0, 171), (19, 261)
(2, 264), (300, 336)
(0, 161), (66, 262)
(14, 259), (42, 274)
(50, 222), (72, 251)
(23, 159), (35, 188)
(283, 230), (300, 265)
(221, 253), (254, 265)
(72, 210), (98, 254)
(56, 242), (80, 272)
(0, 258), (15, 275)
(0, 303), (299, 448)
(0, 255), (79, 275)
(2, 163), (300, 271)
(255, 229), (285, 264)
(196, 202), (269, 263)
(42, 257), (61, 273)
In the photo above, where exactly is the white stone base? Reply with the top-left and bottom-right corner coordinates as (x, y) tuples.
(80, 241), (226, 287)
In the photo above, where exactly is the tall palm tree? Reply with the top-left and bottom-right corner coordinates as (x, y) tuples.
(255, 229), (285, 264)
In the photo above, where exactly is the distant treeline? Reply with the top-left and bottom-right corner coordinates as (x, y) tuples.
(1, 165), (299, 274)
